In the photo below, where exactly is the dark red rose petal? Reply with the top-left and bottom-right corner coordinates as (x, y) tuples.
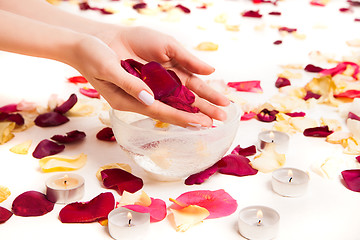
(304, 64), (324, 73)
(185, 164), (219, 185)
(356, 156), (360, 163)
(348, 0), (360, 6)
(0, 103), (17, 113)
(355, 18), (360, 22)
(334, 90), (360, 99)
(32, 139), (65, 159)
(34, 112), (69, 127)
(54, 94), (77, 114)
(257, 108), (279, 122)
(279, 27), (297, 33)
(59, 192), (115, 223)
(273, 40), (282, 45)
(304, 90), (321, 100)
(101, 168), (143, 195)
(269, 11), (281, 15)
(12, 191), (54, 217)
(79, 2), (91, 10)
(339, 7), (353, 13)
(242, 10), (262, 18)
(285, 112), (306, 117)
(341, 169), (360, 192)
(96, 127), (116, 142)
(120, 59), (142, 78)
(217, 154), (258, 176)
(0, 112), (24, 126)
(0, 206), (13, 223)
(303, 125), (333, 137)
(68, 76), (88, 84)
(51, 130), (86, 144)
(348, 112), (360, 121)
(133, 3), (147, 10)
(275, 77), (291, 88)
(231, 145), (257, 157)
(176, 4), (191, 13)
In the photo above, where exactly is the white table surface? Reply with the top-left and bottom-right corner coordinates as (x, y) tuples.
(0, 0), (359, 239)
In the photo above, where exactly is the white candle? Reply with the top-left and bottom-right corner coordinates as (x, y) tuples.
(108, 208), (150, 240)
(272, 168), (309, 197)
(258, 130), (289, 153)
(45, 173), (84, 204)
(238, 205), (280, 240)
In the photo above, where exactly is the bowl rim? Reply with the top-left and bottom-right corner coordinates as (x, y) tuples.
(110, 102), (241, 136)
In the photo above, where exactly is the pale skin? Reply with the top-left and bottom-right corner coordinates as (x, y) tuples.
(0, 0), (230, 127)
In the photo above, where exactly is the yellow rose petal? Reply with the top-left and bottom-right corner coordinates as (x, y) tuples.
(0, 122), (15, 145)
(9, 140), (32, 154)
(96, 163), (132, 181)
(0, 186), (11, 203)
(195, 42), (218, 51)
(251, 143), (286, 173)
(170, 205), (210, 232)
(118, 191), (151, 207)
(39, 153), (87, 172)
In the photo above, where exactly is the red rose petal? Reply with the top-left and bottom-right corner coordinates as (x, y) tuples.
(310, 0), (325, 6)
(231, 145), (257, 156)
(0, 103), (17, 113)
(242, 10), (262, 18)
(124, 197), (167, 223)
(273, 40), (283, 45)
(32, 139), (65, 159)
(175, 4), (191, 13)
(101, 168), (143, 195)
(227, 81), (263, 93)
(51, 130), (86, 144)
(269, 11), (281, 15)
(0, 112), (24, 126)
(320, 62), (359, 79)
(257, 108), (278, 122)
(341, 169), (360, 192)
(133, 3), (147, 10)
(339, 7), (353, 13)
(67, 76), (88, 84)
(217, 154), (258, 176)
(349, 112), (360, 121)
(120, 59), (142, 78)
(12, 191), (54, 217)
(170, 189), (237, 219)
(279, 27), (297, 33)
(304, 64), (324, 73)
(241, 111), (256, 121)
(285, 112), (306, 117)
(54, 94), (78, 114)
(96, 127), (116, 142)
(79, 87), (100, 99)
(0, 206), (13, 223)
(356, 156), (360, 163)
(348, 0), (360, 6)
(185, 164), (219, 185)
(59, 192), (115, 223)
(275, 77), (291, 88)
(303, 90), (321, 100)
(303, 125), (334, 137)
(334, 90), (360, 99)
(34, 112), (69, 127)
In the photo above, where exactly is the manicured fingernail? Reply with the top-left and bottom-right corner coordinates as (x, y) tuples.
(138, 90), (154, 106)
(187, 123), (203, 128)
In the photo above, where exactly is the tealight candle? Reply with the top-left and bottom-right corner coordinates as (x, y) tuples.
(258, 130), (289, 153)
(45, 173), (84, 204)
(238, 205), (280, 240)
(272, 167), (309, 197)
(108, 208), (150, 240)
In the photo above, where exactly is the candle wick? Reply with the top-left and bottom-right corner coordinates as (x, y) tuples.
(128, 218), (131, 227)
(64, 180), (67, 185)
(289, 177), (293, 183)
(257, 219), (262, 226)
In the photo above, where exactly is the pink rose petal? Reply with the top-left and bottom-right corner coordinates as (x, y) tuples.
(241, 111), (256, 121)
(231, 145), (257, 156)
(96, 127), (116, 142)
(257, 108), (278, 122)
(59, 192), (115, 223)
(12, 191), (54, 217)
(320, 62), (359, 79)
(227, 81), (263, 93)
(51, 130), (86, 144)
(217, 154), (258, 176)
(101, 168), (143, 195)
(285, 112), (306, 117)
(304, 64), (324, 73)
(275, 77), (291, 88)
(0, 206), (13, 223)
(0, 103), (17, 113)
(242, 10), (262, 18)
(54, 94), (77, 114)
(170, 189), (237, 219)
(356, 156), (360, 163)
(341, 169), (360, 192)
(32, 139), (65, 159)
(334, 90), (360, 99)
(79, 87), (100, 99)
(303, 125), (334, 137)
(348, 112), (360, 121)
(123, 197), (167, 223)
(185, 164), (219, 185)
(67, 76), (88, 84)
(34, 112), (69, 127)
(304, 90), (321, 100)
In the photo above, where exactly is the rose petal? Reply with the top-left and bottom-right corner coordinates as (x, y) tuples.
(120, 59), (143, 78)
(101, 168), (143, 195)
(275, 77), (291, 88)
(251, 143), (286, 173)
(0, 122), (15, 145)
(217, 154), (258, 176)
(169, 189), (237, 219)
(16, 100), (37, 112)
(96, 127), (116, 141)
(34, 112), (69, 127)
(54, 94), (78, 114)
(349, 112), (360, 121)
(0, 206), (12, 223)
(175, 4), (190, 13)
(67, 76), (88, 84)
(118, 191), (151, 208)
(320, 62), (359, 79)
(170, 205), (209, 232)
(279, 27), (297, 33)
(124, 197), (167, 223)
(269, 11), (281, 15)
(285, 112), (306, 117)
(227, 81), (263, 93)
(304, 64), (324, 73)
(273, 40), (282, 45)
(32, 139), (65, 159)
(242, 10), (262, 18)
(257, 108), (279, 122)
(39, 153), (87, 172)
(334, 90), (360, 99)
(241, 111), (256, 121)
(51, 130), (86, 144)
(356, 156), (360, 163)
(341, 170), (360, 192)
(133, 3), (147, 10)
(195, 42), (218, 51)
(79, 87), (100, 99)
(231, 145), (257, 156)
(0, 112), (24, 126)
(185, 164), (219, 185)
(9, 139), (32, 155)
(0, 103), (18, 113)
(12, 191), (54, 217)
(96, 163), (132, 182)
(303, 90), (321, 100)
(303, 126), (334, 137)
(59, 192), (115, 223)
(0, 186), (11, 203)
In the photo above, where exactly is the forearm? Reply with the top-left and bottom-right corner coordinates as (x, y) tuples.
(0, 9), (84, 65)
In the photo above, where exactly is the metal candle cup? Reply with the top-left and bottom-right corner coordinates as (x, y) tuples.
(272, 167), (309, 197)
(238, 205), (280, 240)
(45, 173), (85, 204)
(258, 130), (289, 153)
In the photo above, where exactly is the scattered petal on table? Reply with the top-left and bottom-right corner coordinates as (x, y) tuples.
(341, 169), (360, 192)
(12, 191), (54, 217)
(275, 77), (291, 88)
(0, 122), (16, 145)
(0, 103), (17, 113)
(285, 112), (306, 117)
(39, 153), (87, 172)
(96, 127), (116, 141)
(334, 90), (360, 99)
(34, 112), (69, 127)
(218, 154), (258, 176)
(123, 197), (167, 223)
(54, 93), (78, 114)
(175, 4), (190, 13)
(195, 42), (218, 51)
(32, 139), (65, 159)
(51, 130), (86, 144)
(257, 108), (278, 122)
(303, 125), (334, 137)
(303, 90), (321, 100)
(101, 168), (143, 195)
(231, 145), (257, 156)
(96, 163), (132, 182)
(242, 10), (262, 18)
(170, 205), (209, 232)
(118, 191), (151, 208)
(9, 139), (32, 154)
(67, 76), (88, 84)
(185, 164), (219, 185)
(227, 81), (263, 93)
(251, 143), (286, 173)
(348, 112), (360, 121)
(0, 206), (13, 223)
(79, 87), (100, 99)
(0, 185), (11, 203)
(304, 64), (324, 73)
(241, 111), (257, 121)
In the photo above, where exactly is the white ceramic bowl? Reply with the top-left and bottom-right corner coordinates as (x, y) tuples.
(110, 103), (241, 181)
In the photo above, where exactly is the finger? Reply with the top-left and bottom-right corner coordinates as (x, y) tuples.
(192, 96), (227, 121)
(167, 41), (215, 75)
